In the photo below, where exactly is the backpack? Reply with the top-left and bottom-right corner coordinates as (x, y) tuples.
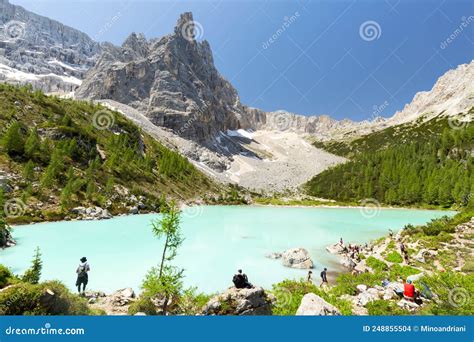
(78, 264), (87, 277)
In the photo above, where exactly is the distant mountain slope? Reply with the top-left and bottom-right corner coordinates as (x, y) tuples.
(306, 110), (474, 207)
(0, 0), (100, 92)
(0, 84), (219, 223)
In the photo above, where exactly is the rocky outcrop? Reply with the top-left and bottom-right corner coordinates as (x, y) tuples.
(267, 248), (314, 269)
(202, 286), (274, 315)
(296, 293), (341, 316)
(88, 288), (136, 315)
(70, 206), (112, 220)
(0, 0), (100, 92)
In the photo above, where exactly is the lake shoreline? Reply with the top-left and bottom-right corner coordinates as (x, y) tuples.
(8, 203), (457, 228)
(3, 206), (455, 294)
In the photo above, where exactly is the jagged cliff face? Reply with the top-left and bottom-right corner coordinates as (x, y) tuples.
(390, 61), (474, 124)
(77, 13), (358, 143)
(77, 13), (258, 143)
(0, 0), (100, 92)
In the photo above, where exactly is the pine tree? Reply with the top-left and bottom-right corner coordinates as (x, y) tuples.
(22, 247), (42, 284)
(1, 121), (24, 156)
(23, 160), (35, 181)
(24, 128), (40, 160)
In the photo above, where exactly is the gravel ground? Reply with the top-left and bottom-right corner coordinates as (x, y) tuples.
(99, 100), (346, 193)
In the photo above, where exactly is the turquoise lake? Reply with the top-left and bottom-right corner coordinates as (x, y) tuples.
(0, 206), (454, 294)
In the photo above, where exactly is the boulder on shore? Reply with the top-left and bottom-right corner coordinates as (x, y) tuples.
(326, 244), (344, 254)
(281, 248), (314, 269)
(296, 293), (341, 316)
(340, 255), (356, 270)
(202, 286), (274, 315)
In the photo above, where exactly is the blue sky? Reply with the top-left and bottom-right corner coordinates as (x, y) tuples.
(12, 0), (474, 121)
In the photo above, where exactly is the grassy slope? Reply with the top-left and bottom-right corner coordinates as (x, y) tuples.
(0, 84), (222, 223)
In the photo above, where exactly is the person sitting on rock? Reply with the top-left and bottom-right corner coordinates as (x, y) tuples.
(76, 257), (90, 295)
(403, 279), (415, 301)
(233, 269), (253, 289)
(320, 268), (328, 287)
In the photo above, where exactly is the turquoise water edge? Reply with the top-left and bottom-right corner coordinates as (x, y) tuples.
(0, 206), (455, 294)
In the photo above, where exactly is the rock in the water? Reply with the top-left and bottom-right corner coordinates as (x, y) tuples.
(296, 293), (341, 316)
(326, 244), (344, 254)
(202, 286), (273, 315)
(281, 248), (313, 269)
(266, 252), (282, 260)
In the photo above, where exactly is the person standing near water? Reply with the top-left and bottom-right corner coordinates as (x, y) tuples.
(307, 270), (313, 283)
(320, 268), (328, 287)
(76, 257), (90, 295)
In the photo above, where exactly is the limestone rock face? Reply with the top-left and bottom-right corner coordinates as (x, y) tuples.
(74, 12), (371, 145)
(0, 0), (101, 92)
(296, 293), (341, 316)
(202, 286), (273, 315)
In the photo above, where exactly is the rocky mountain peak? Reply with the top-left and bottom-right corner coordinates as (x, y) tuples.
(174, 12), (196, 40)
(122, 32), (148, 58)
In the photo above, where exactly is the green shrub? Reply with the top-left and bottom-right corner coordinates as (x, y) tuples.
(128, 296), (157, 315)
(271, 279), (352, 315)
(461, 260), (474, 273)
(366, 300), (407, 315)
(332, 272), (384, 296)
(177, 287), (213, 315)
(0, 280), (90, 315)
(0, 282), (40, 315)
(416, 272), (474, 315)
(386, 251), (403, 263)
(0, 265), (14, 288)
(388, 264), (420, 280)
(366, 257), (388, 272)
(422, 216), (454, 236)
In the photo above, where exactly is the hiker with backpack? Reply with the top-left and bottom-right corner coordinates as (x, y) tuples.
(76, 257), (90, 295)
(320, 267), (328, 287)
